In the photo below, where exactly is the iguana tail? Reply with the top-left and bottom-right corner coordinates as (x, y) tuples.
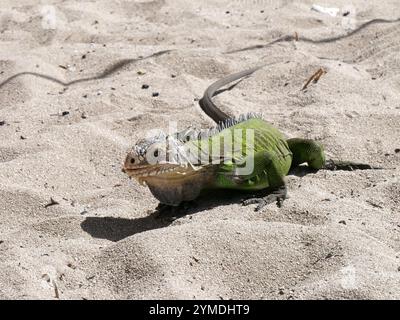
(199, 65), (264, 124)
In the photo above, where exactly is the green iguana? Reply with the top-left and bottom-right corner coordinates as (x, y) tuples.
(123, 66), (377, 211)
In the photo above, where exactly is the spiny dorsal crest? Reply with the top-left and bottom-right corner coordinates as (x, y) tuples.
(177, 112), (263, 142)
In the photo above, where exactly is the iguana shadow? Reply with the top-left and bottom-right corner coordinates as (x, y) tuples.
(289, 165), (318, 177)
(80, 169), (316, 242)
(81, 215), (172, 242)
(80, 188), (262, 241)
(80, 167), (320, 242)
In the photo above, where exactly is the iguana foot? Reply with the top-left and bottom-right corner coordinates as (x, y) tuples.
(154, 201), (196, 221)
(154, 203), (172, 214)
(324, 159), (382, 171)
(242, 186), (287, 212)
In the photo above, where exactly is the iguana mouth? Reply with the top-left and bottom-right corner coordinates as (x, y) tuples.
(123, 164), (194, 180)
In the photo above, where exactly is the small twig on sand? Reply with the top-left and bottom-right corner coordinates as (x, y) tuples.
(366, 200), (383, 209)
(52, 280), (60, 299)
(44, 197), (59, 208)
(302, 68), (327, 90)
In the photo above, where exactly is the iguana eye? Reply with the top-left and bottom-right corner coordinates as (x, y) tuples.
(154, 149), (159, 157)
(130, 158), (135, 164)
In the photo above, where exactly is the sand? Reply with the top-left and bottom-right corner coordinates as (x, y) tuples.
(0, 0), (399, 299)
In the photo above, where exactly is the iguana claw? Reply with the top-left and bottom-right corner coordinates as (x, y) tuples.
(242, 186), (287, 211)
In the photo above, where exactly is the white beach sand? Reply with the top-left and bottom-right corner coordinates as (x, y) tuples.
(0, 0), (399, 299)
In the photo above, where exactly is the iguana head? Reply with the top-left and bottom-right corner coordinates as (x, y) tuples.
(123, 133), (193, 183)
(123, 132), (216, 205)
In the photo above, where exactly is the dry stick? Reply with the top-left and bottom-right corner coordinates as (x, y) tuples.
(313, 68), (326, 82)
(52, 280), (60, 299)
(44, 197), (59, 208)
(302, 68), (326, 90)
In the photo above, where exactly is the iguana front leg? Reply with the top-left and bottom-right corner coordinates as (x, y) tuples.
(219, 151), (288, 212)
(242, 185), (287, 211)
(154, 201), (197, 221)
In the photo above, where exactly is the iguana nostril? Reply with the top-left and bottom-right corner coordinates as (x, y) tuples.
(130, 158), (135, 164)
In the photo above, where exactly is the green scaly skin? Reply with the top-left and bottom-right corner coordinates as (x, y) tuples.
(123, 66), (377, 212)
